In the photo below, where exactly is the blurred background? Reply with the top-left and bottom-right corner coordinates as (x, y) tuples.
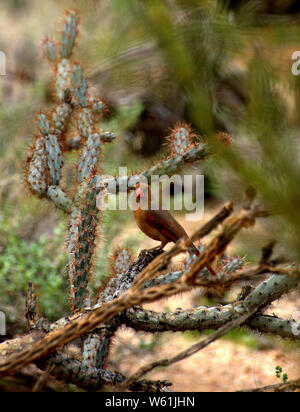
(0, 0), (300, 391)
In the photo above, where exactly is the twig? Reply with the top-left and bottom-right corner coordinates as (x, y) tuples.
(260, 241), (276, 265)
(32, 364), (55, 392)
(181, 207), (269, 285)
(193, 265), (297, 287)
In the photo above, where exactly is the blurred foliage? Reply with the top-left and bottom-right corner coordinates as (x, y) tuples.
(0, 217), (68, 321)
(104, 0), (300, 260)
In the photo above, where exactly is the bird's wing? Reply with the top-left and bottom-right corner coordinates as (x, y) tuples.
(145, 209), (187, 242)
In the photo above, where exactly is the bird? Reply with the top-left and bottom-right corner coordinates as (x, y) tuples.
(132, 183), (216, 276)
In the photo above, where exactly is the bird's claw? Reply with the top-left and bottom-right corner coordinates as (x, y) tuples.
(139, 247), (164, 259)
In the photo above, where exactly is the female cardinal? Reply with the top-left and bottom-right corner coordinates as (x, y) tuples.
(132, 183), (216, 276)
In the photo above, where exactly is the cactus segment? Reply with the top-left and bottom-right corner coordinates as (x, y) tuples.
(97, 249), (132, 305)
(100, 131), (116, 143)
(45, 134), (63, 185)
(42, 37), (59, 62)
(51, 103), (72, 136)
(90, 99), (107, 115)
(69, 176), (102, 310)
(168, 123), (194, 155)
(56, 59), (73, 103)
(72, 63), (88, 108)
(141, 144), (208, 180)
(77, 108), (94, 139)
(60, 10), (79, 59)
(47, 186), (73, 214)
(113, 249), (132, 276)
(38, 113), (50, 136)
(78, 133), (102, 183)
(27, 136), (48, 195)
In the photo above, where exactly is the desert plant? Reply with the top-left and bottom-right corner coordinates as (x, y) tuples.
(0, 8), (299, 393)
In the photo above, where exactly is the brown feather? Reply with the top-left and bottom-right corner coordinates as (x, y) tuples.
(132, 184), (216, 275)
(145, 209), (187, 241)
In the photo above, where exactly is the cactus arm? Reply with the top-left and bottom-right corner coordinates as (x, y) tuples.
(99, 143), (209, 195)
(42, 38), (59, 62)
(69, 176), (102, 310)
(56, 59), (73, 103)
(51, 102), (72, 137)
(45, 134), (63, 186)
(123, 307), (300, 341)
(97, 249), (132, 305)
(26, 135), (48, 196)
(77, 133), (102, 183)
(82, 322), (119, 369)
(37, 353), (170, 392)
(141, 145), (209, 180)
(242, 274), (300, 312)
(60, 10), (79, 59)
(72, 64), (88, 108)
(47, 186), (73, 214)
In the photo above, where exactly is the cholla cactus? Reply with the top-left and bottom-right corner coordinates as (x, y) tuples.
(97, 248), (132, 305)
(2, 8), (300, 394)
(216, 254), (245, 275)
(25, 10), (213, 313)
(139, 122), (208, 183)
(26, 10), (113, 311)
(21, 9), (255, 387)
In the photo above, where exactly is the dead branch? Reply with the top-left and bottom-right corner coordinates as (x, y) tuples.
(32, 364), (55, 392)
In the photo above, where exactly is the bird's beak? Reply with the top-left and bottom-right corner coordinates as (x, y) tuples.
(135, 187), (144, 198)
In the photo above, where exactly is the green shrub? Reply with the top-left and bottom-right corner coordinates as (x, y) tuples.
(0, 218), (68, 321)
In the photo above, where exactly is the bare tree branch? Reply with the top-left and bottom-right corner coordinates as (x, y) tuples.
(32, 364), (55, 392)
